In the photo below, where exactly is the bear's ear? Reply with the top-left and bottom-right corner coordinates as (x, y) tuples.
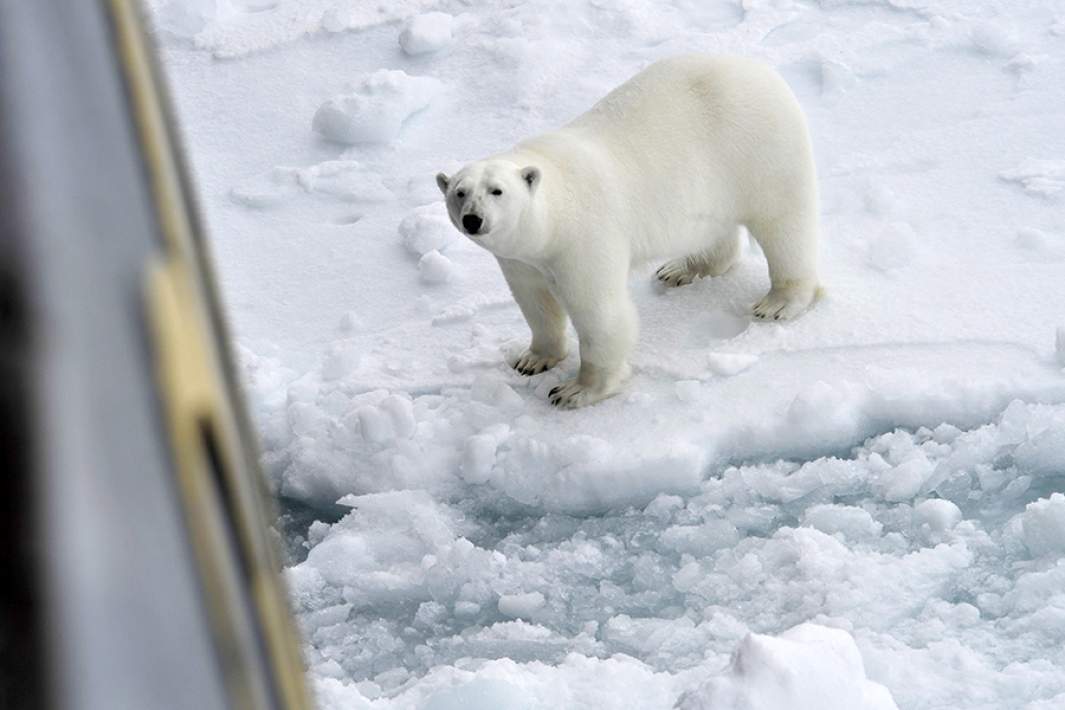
(521, 166), (541, 194)
(435, 172), (450, 195)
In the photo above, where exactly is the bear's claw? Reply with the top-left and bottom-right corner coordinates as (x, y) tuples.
(548, 380), (614, 409)
(655, 259), (699, 288)
(511, 349), (564, 376)
(752, 283), (818, 321)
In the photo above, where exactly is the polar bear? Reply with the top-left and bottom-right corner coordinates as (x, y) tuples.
(436, 55), (820, 408)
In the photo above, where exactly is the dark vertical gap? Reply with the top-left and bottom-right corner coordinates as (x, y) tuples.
(199, 421), (281, 710)
(0, 224), (44, 708)
(199, 422), (254, 582)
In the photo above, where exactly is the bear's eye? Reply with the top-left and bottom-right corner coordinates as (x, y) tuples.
(490, 188), (503, 196)
(456, 190), (466, 199)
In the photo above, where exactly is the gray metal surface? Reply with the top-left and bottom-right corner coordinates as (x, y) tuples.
(0, 2), (229, 709)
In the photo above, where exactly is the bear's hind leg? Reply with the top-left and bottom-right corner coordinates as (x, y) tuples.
(748, 214), (820, 321)
(498, 257), (569, 375)
(655, 228), (742, 287)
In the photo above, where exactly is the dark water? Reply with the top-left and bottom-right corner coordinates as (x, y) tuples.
(273, 496), (347, 566)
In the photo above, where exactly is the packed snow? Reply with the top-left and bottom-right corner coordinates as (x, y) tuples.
(148, 0), (1065, 708)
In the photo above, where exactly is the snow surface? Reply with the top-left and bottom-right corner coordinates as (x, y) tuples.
(147, 0), (1065, 707)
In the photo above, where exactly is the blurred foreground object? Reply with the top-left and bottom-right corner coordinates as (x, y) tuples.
(0, 2), (314, 709)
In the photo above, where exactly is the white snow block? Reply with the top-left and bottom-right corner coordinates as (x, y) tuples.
(1056, 326), (1065, 367)
(313, 70), (441, 144)
(399, 12), (454, 56)
(676, 623), (899, 710)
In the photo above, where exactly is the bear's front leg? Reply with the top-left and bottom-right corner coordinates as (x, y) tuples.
(547, 260), (636, 408)
(497, 257), (569, 375)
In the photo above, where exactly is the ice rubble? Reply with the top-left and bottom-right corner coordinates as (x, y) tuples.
(284, 401), (1065, 708)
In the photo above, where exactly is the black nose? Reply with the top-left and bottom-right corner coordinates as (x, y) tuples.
(462, 214), (483, 234)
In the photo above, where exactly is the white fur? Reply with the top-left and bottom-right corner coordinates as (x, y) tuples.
(437, 55), (821, 408)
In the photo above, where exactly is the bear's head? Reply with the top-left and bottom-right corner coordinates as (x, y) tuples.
(436, 159), (541, 259)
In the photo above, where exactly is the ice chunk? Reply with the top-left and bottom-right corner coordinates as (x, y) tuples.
(463, 435), (499, 484)
(498, 592), (546, 619)
(462, 425), (510, 484)
(803, 504), (884, 540)
(875, 453), (934, 502)
(644, 494), (684, 522)
(660, 519), (740, 555)
(300, 490), (462, 604)
(399, 13), (454, 56)
(602, 614), (703, 658)
(356, 406), (393, 445)
(1015, 425), (1065, 477)
(676, 623), (899, 710)
(1020, 494), (1065, 557)
(313, 70), (441, 144)
(379, 394), (416, 439)
(914, 499), (963, 533)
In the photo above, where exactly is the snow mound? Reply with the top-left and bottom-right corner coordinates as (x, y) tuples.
(230, 160), (392, 208)
(313, 70), (441, 144)
(419, 250), (455, 284)
(676, 624), (898, 710)
(399, 202), (457, 257)
(968, 20), (1020, 57)
(400, 12), (454, 56)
